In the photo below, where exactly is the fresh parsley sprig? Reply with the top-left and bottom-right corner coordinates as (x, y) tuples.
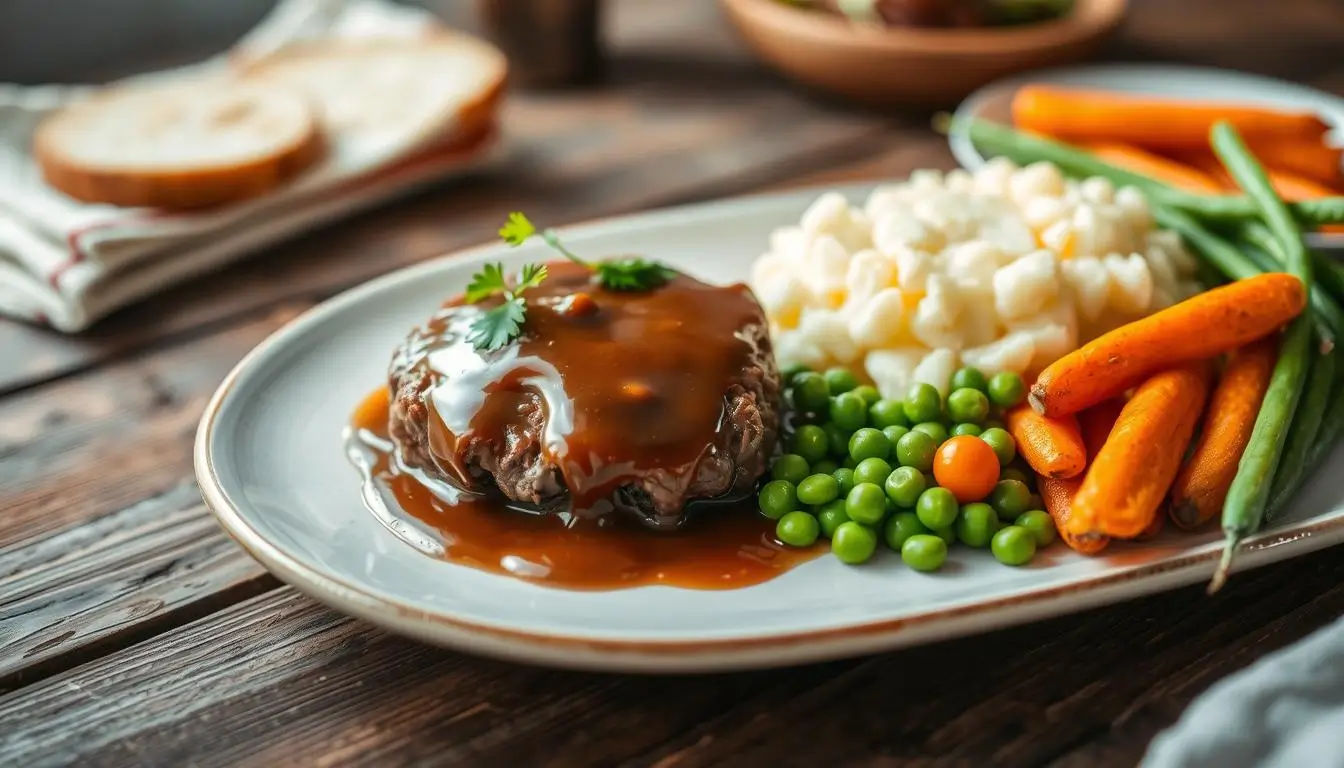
(499, 212), (676, 292)
(464, 261), (547, 352)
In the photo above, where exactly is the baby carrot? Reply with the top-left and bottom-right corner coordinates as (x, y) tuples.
(1068, 362), (1214, 540)
(1169, 337), (1278, 529)
(1005, 406), (1087, 479)
(1082, 144), (1224, 193)
(1011, 85), (1330, 150)
(1040, 398), (1126, 555)
(1030, 273), (1306, 417)
(1246, 140), (1343, 188)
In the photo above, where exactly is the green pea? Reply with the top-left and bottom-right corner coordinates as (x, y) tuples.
(999, 467), (1032, 486)
(956, 502), (999, 548)
(869, 399), (909, 429)
(848, 427), (891, 462)
(1015, 510), (1057, 547)
(950, 422), (983, 437)
(931, 526), (957, 546)
(791, 424), (830, 464)
(811, 458), (839, 476)
(831, 521), (878, 564)
(792, 372), (831, 413)
(987, 371), (1026, 408)
(902, 382), (943, 424)
(992, 525), (1037, 566)
(845, 482), (888, 526)
(832, 467), (856, 497)
(824, 424), (852, 458)
(770, 454), (810, 485)
(757, 480), (798, 520)
(989, 479), (1032, 521)
(979, 427), (1017, 466)
(947, 388), (991, 424)
(781, 362), (813, 388)
(829, 392), (869, 432)
(895, 430), (937, 472)
(916, 487), (959, 530)
(816, 500), (850, 538)
(883, 511), (929, 552)
(912, 421), (949, 446)
(852, 457), (894, 487)
(797, 473), (840, 506)
(1027, 493), (1044, 511)
(852, 385), (882, 407)
(842, 455), (858, 469)
(950, 366), (989, 393)
(776, 511), (820, 548)
(881, 425), (910, 446)
(901, 534), (948, 572)
(824, 366), (859, 395)
(983, 419), (1006, 432)
(884, 465), (926, 508)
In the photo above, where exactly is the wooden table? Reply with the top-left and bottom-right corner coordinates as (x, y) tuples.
(4, 1), (1344, 764)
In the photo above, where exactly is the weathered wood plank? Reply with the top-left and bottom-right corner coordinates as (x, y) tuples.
(2, 549), (1343, 767)
(0, 482), (273, 692)
(0, 306), (307, 547)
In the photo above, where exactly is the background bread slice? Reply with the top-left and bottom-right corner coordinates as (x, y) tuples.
(241, 32), (506, 158)
(35, 79), (324, 209)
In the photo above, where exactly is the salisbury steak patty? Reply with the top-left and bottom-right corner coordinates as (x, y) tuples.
(387, 261), (781, 531)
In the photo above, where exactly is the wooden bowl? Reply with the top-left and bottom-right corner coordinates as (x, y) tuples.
(720, 0), (1128, 107)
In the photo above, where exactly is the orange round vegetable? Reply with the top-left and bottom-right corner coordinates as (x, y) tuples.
(932, 436), (1001, 503)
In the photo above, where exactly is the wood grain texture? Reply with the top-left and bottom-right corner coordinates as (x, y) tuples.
(4, 547), (1344, 767)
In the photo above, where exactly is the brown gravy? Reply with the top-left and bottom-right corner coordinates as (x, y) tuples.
(348, 388), (822, 591)
(394, 261), (773, 524)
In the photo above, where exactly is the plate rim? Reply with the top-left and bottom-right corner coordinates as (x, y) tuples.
(194, 183), (1344, 672)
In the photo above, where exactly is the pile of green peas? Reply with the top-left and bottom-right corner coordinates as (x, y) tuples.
(758, 363), (1058, 572)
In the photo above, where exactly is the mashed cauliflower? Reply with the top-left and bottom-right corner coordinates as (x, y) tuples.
(750, 159), (1203, 399)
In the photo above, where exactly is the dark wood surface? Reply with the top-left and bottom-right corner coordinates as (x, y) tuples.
(3, 1), (1343, 764)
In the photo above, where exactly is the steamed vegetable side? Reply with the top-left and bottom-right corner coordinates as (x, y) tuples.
(964, 114), (1344, 591)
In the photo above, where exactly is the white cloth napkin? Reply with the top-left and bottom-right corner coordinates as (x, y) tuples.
(0, 0), (501, 332)
(1144, 613), (1344, 768)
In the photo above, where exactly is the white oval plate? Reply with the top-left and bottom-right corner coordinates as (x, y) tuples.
(197, 185), (1344, 673)
(948, 63), (1344, 249)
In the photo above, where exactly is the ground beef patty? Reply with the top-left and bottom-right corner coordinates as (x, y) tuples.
(386, 261), (781, 531)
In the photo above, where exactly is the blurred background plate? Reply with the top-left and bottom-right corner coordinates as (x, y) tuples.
(720, 0), (1127, 107)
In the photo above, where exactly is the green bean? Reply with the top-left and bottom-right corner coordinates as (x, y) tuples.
(1212, 124), (1312, 282)
(1151, 207), (1260, 281)
(1238, 231), (1342, 350)
(1265, 347), (1336, 521)
(1269, 389), (1344, 515)
(1209, 122), (1316, 593)
(1166, 194), (1344, 227)
(963, 118), (1344, 225)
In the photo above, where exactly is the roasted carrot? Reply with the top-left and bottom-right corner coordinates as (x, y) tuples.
(1068, 362), (1214, 539)
(1131, 513), (1165, 541)
(1169, 337), (1278, 529)
(1082, 143), (1224, 194)
(1029, 273), (1305, 417)
(1247, 140), (1343, 188)
(1039, 398), (1125, 555)
(1011, 85), (1330, 150)
(1005, 406), (1087, 479)
(1039, 478), (1105, 555)
(1180, 151), (1344, 202)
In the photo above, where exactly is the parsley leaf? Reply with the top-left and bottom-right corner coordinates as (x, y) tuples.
(516, 263), (549, 292)
(464, 262), (509, 304)
(594, 258), (678, 292)
(462, 258), (548, 351)
(499, 211), (676, 292)
(498, 212), (536, 246)
(466, 296), (527, 352)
